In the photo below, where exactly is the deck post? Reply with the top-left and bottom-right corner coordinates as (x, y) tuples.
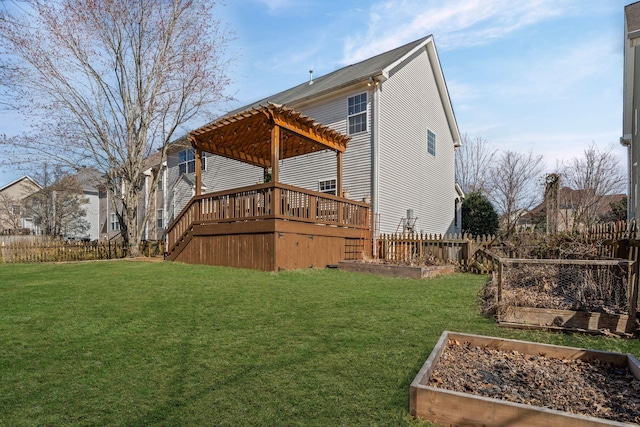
(271, 125), (280, 183)
(337, 151), (343, 197)
(271, 126), (281, 217)
(195, 147), (202, 196)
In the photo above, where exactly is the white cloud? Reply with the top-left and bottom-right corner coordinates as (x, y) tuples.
(340, 0), (579, 64)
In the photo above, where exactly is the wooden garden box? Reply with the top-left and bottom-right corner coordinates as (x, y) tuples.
(410, 331), (640, 427)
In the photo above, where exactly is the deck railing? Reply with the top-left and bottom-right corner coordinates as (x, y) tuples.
(167, 182), (371, 255)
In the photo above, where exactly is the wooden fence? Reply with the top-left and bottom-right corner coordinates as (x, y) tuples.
(376, 233), (496, 270)
(0, 240), (127, 263)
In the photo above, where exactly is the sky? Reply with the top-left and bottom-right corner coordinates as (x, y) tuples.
(0, 0), (633, 188)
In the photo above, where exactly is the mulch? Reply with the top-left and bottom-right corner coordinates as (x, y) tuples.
(428, 340), (640, 424)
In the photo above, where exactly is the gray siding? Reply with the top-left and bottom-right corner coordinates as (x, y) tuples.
(282, 89), (373, 202)
(377, 47), (458, 235)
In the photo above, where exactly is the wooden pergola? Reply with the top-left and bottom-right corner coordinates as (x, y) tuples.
(188, 103), (350, 197)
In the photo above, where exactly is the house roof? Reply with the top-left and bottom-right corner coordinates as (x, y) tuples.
(521, 187), (626, 219)
(626, 2), (640, 37)
(0, 175), (42, 194)
(217, 35), (460, 147)
(227, 36), (431, 113)
(189, 103), (350, 168)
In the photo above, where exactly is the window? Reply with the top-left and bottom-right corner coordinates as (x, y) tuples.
(110, 213), (120, 231)
(319, 179), (336, 195)
(348, 93), (367, 134)
(113, 176), (122, 197)
(427, 129), (436, 156)
(156, 209), (164, 229)
(12, 204), (21, 216)
(178, 150), (206, 175)
(157, 170), (163, 190)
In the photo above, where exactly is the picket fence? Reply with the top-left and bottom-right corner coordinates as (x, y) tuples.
(0, 239), (127, 263)
(376, 233), (496, 271)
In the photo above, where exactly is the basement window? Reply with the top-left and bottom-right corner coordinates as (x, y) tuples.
(319, 179), (337, 195)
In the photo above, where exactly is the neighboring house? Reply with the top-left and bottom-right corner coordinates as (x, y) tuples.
(622, 1), (640, 221)
(166, 35), (462, 236)
(519, 187), (626, 232)
(0, 176), (42, 234)
(70, 168), (101, 240)
(98, 151), (167, 242)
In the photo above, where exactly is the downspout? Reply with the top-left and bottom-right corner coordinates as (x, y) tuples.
(372, 79), (381, 254)
(144, 173), (149, 241)
(162, 162), (167, 246)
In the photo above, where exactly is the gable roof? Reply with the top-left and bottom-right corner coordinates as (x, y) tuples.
(0, 175), (42, 194)
(521, 187), (626, 219)
(626, 1), (640, 38)
(222, 35), (461, 147)
(230, 36), (431, 113)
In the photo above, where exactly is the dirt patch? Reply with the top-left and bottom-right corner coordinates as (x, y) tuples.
(428, 340), (640, 424)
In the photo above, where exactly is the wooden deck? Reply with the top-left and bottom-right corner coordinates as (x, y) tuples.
(166, 182), (371, 271)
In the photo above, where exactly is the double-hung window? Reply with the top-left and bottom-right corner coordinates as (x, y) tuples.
(319, 179), (337, 195)
(110, 213), (120, 231)
(427, 129), (436, 156)
(348, 93), (367, 134)
(178, 150), (206, 175)
(156, 209), (164, 229)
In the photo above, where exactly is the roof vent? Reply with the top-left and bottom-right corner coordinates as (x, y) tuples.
(308, 69), (313, 85)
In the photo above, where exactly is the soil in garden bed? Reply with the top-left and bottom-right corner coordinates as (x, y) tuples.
(428, 340), (640, 424)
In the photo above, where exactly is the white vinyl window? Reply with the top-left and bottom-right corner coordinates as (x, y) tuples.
(110, 213), (120, 231)
(157, 170), (163, 190)
(348, 93), (367, 134)
(427, 129), (436, 156)
(156, 209), (164, 229)
(319, 179), (337, 195)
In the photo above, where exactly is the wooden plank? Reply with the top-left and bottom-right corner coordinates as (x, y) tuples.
(503, 258), (632, 267)
(446, 332), (630, 366)
(498, 307), (633, 336)
(413, 387), (628, 427)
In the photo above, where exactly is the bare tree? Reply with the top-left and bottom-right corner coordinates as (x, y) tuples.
(562, 143), (626, 229)
(0, 0), (233, 255)
(455, 134), (497, 195)
(488, 150), (545, 235)
(0, 193), (24, 234)
(24, 164), (90, 238)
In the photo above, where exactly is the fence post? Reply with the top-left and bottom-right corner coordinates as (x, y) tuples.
(0, 241), (5, 263)
(630, 261), (638, 331)
(496, 257), (503, 305)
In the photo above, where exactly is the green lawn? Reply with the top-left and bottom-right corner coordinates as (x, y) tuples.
(1, 261), (639, 426)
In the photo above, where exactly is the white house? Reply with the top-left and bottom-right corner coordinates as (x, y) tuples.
(166, 35), (462, 237)
(623, 1), (640, 221)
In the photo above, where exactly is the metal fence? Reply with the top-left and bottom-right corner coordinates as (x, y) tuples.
(492, 257), (635, 316)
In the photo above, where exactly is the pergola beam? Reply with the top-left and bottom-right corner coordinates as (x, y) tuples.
(189, 103), (350, 192)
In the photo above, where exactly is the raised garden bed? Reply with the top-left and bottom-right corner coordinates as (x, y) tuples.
(337, 260), (454, 279)
(481, 257), (638, 335)
(410, 331), (640, 426)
